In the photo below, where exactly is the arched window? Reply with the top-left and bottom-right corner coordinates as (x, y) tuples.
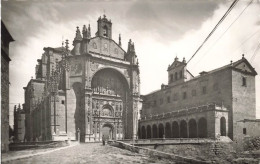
(175, 72), (178, 80)
(141, 126), (146, 139)
(165, 122), (171, 138)
(103, 26), (108, 37)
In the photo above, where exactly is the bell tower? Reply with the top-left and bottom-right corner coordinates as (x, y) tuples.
(96, 14), (112, 39)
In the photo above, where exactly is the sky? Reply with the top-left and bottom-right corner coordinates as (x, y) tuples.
(2, 0), (260, 125)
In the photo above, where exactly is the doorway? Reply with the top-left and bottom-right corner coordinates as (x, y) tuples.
(101, 124), (114, 140)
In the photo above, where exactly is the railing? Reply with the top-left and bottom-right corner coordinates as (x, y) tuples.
(140, 103), (227, 121)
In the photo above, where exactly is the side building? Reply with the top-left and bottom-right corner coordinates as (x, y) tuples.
(139, 56), (257, 143)
(1, 21), (14, 152)
(13, 104), (26, 142)
(23, 15), (141, 142)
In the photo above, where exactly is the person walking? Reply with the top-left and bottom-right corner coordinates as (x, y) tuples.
(102, 135), (105, 146)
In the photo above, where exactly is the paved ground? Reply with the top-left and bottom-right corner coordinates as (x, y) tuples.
(2, 143), (174, 164)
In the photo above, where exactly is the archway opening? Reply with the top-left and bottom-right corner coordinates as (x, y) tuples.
(198, 117), (207, 138)
(158, 123), (164, 138)
(188, 119), (197, 138)
(141, 126), (146, 139)
(180, 120), (188, 138)
(220, 117), (226, 136)
(165, 122), (171, 138)
(152, 124), (158, 138)
(172, 121), (179, 138)
(147, 125), (152, 139)
(101, 124), (113, 140)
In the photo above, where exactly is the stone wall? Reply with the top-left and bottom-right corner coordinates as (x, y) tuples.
(1, 55), (10, 152)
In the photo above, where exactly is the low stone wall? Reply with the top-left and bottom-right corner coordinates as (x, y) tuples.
(115, 141), (210, 164)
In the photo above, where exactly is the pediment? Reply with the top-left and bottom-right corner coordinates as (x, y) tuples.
(233, 59), (257, 75)
(88, 37), (125, 60)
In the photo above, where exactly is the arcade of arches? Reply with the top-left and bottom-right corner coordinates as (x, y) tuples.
(139, 116), (228, 139)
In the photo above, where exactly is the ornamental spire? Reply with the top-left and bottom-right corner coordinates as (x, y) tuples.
(119, 34), (121, 47)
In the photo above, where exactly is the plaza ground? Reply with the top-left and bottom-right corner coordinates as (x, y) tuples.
(2, 143), (174, 164)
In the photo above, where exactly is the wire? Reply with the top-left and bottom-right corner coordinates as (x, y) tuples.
(187, 0), (239, 64)
(192, 0), (254, 67)
(250, 42), (260, 62)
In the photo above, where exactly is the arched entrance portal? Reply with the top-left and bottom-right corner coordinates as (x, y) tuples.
(101, 124), (114, 140)
(90, 68), (130, 141)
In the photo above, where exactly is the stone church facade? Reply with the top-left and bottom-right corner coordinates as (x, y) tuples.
(23, 15), (141, 142)
(139, 56), (257, 142)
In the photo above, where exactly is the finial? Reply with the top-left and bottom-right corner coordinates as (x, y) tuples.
(31, 76), (33, 79)
(242, 54), (245, 59)
(183, 57), (186, 63)
(18, 103), (21, 109)
(88, 24), (91, 38)
(14, 105), (17, 111)
(82, 25), (87, 34)
(119, 34), (121, 47)
(65, 39), (69, 51)
(174, 56), (179, 61)
(230, 60), (233, 66)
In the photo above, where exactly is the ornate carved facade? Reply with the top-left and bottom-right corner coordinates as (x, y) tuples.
(23, 15), (141, 142)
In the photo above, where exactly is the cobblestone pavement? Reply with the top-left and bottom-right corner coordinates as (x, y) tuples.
(3, 143), (174, 164)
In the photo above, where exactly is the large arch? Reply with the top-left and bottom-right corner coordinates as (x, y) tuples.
(198, 117), (207, 138)
(147, 125), (152, 139)
(172, 121), (179, 138)
(180, 120), (188, 138)
(220, 117), (226, 136)
(165, 122), (171, 138)
(188, 119), (197, 138)
(91, 68), (130, 139)
(158, 123), (164, 138)
(152, 124), (158, 138)
(141, 126), (146, 139)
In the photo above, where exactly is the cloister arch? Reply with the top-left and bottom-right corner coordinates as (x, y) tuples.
(152, 124), (158, 138)
(180, 120), (188, 138)
(165, 122), (171, 138)
(220, 117), (226, 136)
(158, 123), (164, 138)
(141, 126), (146, 139)
(188, 119), (197, 138)
(172, 121), (179, 138)
(198, 117), (207, 138)
(147, 125), (152, 139)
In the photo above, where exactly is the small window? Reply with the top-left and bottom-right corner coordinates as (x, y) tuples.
(160, 98), (163, 105)
(202, 86), (207, 94)
(243, 128), (247, 135)
(175, 72), (178, 80)
(170, 74), (173, 82)
(154, 100), (157, 106)
(61, 100), (65, 104)
(213, 83), (219, 91)
(183, 92), (187, 99)
(179, 70), (182, 78)
(173, 93), (178, 101)
(191, 89), (196, 96)
(167, 96), (170, 103)
(242, 77), (247, 86)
